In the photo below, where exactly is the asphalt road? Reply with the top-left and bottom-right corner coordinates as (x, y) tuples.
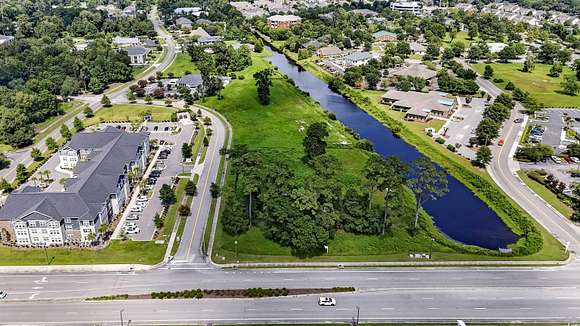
(0, 7), (176, 183)
(173, 108), (227, 263)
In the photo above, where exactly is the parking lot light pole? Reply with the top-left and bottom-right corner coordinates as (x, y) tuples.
(120, 309), (124, 326)
(429, 238), (435, 259)
(234, 240), (238, 263)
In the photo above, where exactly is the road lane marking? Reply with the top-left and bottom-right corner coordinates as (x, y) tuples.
(422, 297), (433, 300)
(474, 307), (487, 310)
(427, 307), (440, 310)
(336, 308), (348, 311)
(367, 277), (378, 280)
(519, 308), (532, 310)
(381, 308), (394, 310)
(291, 308), (304, 311)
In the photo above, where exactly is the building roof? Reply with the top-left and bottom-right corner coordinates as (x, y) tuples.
(198, 35), (223, 43)
(0, 35), (14, 43)
(351, 9), (378, 16)
(112, 36), (140, 45)
(177, 74), (203, 88)
(0, 127), (148, 223)
(318, 46), (343, 56)
(345, 51), (372, 62)
(391, 64), (437, 80)
(174, 7), (202, 14)
(303, 40), (322, 49)
(191, 27), (210, 38)
(267, 14), (301, 22)
(383, 90), (455, 115)
(176, 17), (193, 26)
(410, 42), (426, 53)
(124, 47), (149, 56)
(373, 30), (397, 39)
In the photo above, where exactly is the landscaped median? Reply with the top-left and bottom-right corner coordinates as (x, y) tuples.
(86, 287), (355, 301)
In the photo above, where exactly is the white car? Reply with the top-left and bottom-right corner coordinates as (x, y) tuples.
(0, 291), (6, 299)
(124, 222), (137, 229)
(571, 157), (580, 164)
(137, 195), (148, 202)
(551, 156), (562, 164)
(135, 201), (147, 208)
(126, 227), (140, 234)
(130, 206), (143, 212)
(318, 297), (336, 306)
(126, 214), (140, 221)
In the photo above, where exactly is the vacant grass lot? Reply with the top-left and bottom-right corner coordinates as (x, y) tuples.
(84, 104), (176, 126)
(472, 63), (578, 107)
(163, 53), (198, 77)
(0, 240), (165, 266)
(518, 170), (573, 218)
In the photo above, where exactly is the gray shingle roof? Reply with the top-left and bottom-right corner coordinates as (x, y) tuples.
(125, 47), (149, 56)
(0, 126), (147, 222)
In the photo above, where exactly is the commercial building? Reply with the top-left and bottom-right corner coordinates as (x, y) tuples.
(0, 127), (149, 246)
(112, 36), (141, 48)
(267, 15), (302, 29)
(317, 46), (343, 58)
(390, 1), (422, 15)
(344, 51), (372, 67)
(382, 90), (457, 122)
(124, 47), (150, 65)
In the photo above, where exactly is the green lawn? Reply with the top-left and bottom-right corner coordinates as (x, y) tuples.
(85, 104), (176, 126)
(518, 170), (573, 218)
(443, 31), (476, 48)
(163, 52), (198, 77)
(472, 63), (578, 107)
(0, 240), (165, 266)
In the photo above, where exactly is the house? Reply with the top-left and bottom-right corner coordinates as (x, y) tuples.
(267, 15), (302, 29)
(390, 1), (422, 15)
(0, 35), (14, 45)
(174, 7), (203, 16)
(382, 90), (457, 121)
(372, 30), (397, 42)
(141, 38), (158, 48)
(191, 27), (211, 39)
(390, 64), (437, 81)
(351, 9), (378, 16)
(122, 5), (136, 17)
(0, 127), (149, 246)
(112, 36), (141, 48)
(345, 52), (372, 67)
(198, 35), (223, 45)
(124, 47), (150, 65)
(487, 42), (508, 53)
(317, 46), (343, 58)
(177, 74), (231, 89)
(410, 42), (426, 55)
(176, 17), (193, 29)
(74, 41), (91, 51)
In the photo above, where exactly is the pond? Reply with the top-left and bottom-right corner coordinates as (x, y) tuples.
(266, 48), (518, 249)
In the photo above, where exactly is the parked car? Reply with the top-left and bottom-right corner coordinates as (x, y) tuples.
(498, 138), (504, 146)
(126, 214), (140, 221)
(124, 222), (137, 229)
(126, 227), (140, 234)
(136, 201), (147, 208)
(318, 297), (336, 306)
(130, 206), (143, 212)
(514, 118), (524, 123)
(551, 156), (562, 164)
(0, 291), (6, 299)
(137, 196), (148, 202)
(144, 185), (154, 191)
(571, 157), (580, 164)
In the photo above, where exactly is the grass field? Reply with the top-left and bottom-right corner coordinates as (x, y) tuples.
(84, 104), (176, 126)
(0, 240), (165, 266)
(472, 63), (578, 107)
(163, 53), (198, 77)
(518, 170), (573, 218)
(443, 31), (476, 48)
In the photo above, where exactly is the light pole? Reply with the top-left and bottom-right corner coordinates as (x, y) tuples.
(429, 238), (435, 259)
(234, 240), (238, 263)
(44, 246), (49, 265)
(120, 309), (124, 326)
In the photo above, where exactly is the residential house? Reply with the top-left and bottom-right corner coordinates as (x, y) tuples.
(174, 7), (204, 16)
(487, 42), (508, 53)
(191, 27), (211, 39)
(345, 52), (372, 67)
(351, 9), (377, 16)
(317, 46), (343, 58)
(198, 35), (223, 45)
(124, 47), (150, 65)
(141, 38), (158, 49)
(410, 42), (426, 55)
(382, 90), (457, 121)
(0, 35), (14, 45)
(0, 127), (149, 246)
(372, 30), (397, 42)
(267, 15), (302, 29)
(176, 17), (193, 29)
(112, 36), (141, 48)
(122, 5), (136, 17)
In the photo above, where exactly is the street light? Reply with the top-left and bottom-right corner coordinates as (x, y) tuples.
(120, 309), (124, 326)
(429, 238), (435, 259)
(234, 240), (238, 263)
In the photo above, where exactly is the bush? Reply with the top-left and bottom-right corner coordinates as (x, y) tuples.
(447, 144), (456, 152)
(435, 137), (446, 144)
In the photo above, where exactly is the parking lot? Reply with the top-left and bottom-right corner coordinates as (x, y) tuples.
(443, 97), (487, 160)
(527, 109), (580, 152)
(114, 119), (196, 241)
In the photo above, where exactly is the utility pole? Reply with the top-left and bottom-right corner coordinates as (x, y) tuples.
(120, 309), (124, 326)
(44, 246), (49, 265)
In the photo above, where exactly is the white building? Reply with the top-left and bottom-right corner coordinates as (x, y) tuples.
(112, 36), (141, 48)
(390, 1), (422, 15)
(124, 47), (150, 65)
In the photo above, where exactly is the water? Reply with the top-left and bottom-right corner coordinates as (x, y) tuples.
(267, 48), (518, 249)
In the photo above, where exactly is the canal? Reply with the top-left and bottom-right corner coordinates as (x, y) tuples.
(266, 48), (518, 249)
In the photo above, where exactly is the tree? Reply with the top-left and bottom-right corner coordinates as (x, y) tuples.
(100, 95), (111, 107)
(505, 81), (515, 90)
(46, 137), (58, 152)
(83, 106), (94, 118)
(154, 213), (163, 229)
(210, 182), (221, 198)
(561, 75), (579, 96)
(483, 65), (494, 79)
(522, 53), (536, 72)
(181, 143), (192, 159)
(185, 180), (196, 196)
(476, 145), (492, 167)
(16, 163), (28, 184)
(159, 184), (176, 206)
(179, 204), (190, 216)
(302, 122), (329, 162)
(145, 95), (153, 104)
(0, 154), (10, 170)
(221, 192), (249, 235)
(467, 23), (478, 40)
(378, 156), (409, 235)
(548, 62), (563, 77)
(60, 124), (71, 140)
(574, 59), (580, 80)
(407, 157), (448, 232)
(127, 91), (136, 103)
(73, 117), (84, 132)
(253, 68), (273, 105)
(30, 148), (43, 162)
(475, 118), (500, 145)
(515, 144), (554, 162)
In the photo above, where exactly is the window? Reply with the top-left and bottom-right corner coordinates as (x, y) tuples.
(65, 225), (73, 230)
(65, 218), (71, 224)
(28, 221), (36, 227)
(39, 221), (46, 227)
(30, 229), (37, 234)
(82, 220), (90, 226)
(32, 237), (39, 242)
(41, 229), (47, 234)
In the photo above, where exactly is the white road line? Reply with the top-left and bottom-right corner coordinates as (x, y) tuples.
(336, 308), (348, 311)
(519, 308), (532, 310)
(367, 277), (378, 280)
(427, 307), (440, 310)
(422, 297), (434, 300)
(291, 308), (303, 311)
(474, 307), (487, 310)
(381, 308), (394, 310)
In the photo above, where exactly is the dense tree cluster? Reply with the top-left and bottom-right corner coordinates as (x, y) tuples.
(474, 93), (514, 145)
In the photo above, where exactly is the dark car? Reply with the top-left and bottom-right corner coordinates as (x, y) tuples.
(514, 118), (524, 123)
